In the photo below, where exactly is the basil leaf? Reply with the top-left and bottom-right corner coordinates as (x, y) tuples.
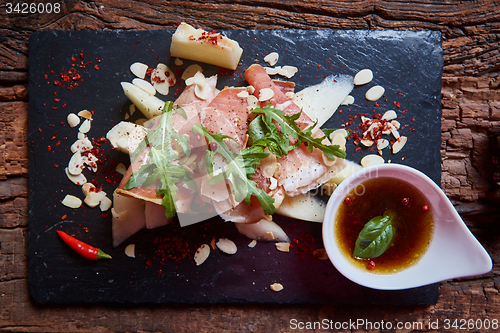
(353, 210), (395, 259)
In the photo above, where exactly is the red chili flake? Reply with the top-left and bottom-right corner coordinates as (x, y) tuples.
(47, 145), (52, 152)
(94, 64), (99, 70)
(54, 164), (59, 168)
(422, 205), (429, 212)
(101, 213), (108, 219)
(62, 103), (67, 107)
(402, 197), (409, 206)
(344, 197), (352, 204)
(367, 261), (375, 270)
(51, 133), (57, 140)
(157, 270), (163, 275)
(71, 56), (78, 62)
(38, 128), (43, 132)
(317, 64), (321, 69)
(394, 101), (401, 108)
(80, 50), (84, 59)
(61, 214), (67, 220)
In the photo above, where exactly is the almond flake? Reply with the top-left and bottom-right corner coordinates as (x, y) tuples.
(381, 110), (397, 121)
(285, 91), (294, 99)
(64, 167), (87, 186)
(194, 244), (210, 266)
(124, 243), (136, 258)
(174, 57), (184, 66)
(392, 136), (407, 154)
(79, 119), (91, 134)
(340, 95), (355, 106)
(258, 88), (274, 102)
(365, 85), (385, 101)
(264, 52), (279, 66)
(62, 194), (82, 209)
(130, 62), (148, 79)
(78, 110), (93, 120)
(99, 196), (112, 211)
(248, 240), (257, 248)
(247, 85), (255, 94)
(360, 154), (385, 167)
(182, 64), (203, 80)
(377, 139), (390, 150)
(247, 95), (259, 111)
(115, 162), (127, 175)
(275, 242), (290, 252)
(132, 78), (156, 95)
(270, 282), (283, 292)
(264, 66), (280, 75)
(84, 191), (106, 208)
(71, 138), (93, 154)
(129, 104), (136, 116)
(68, 152), (84, 175)
(216, 238), (237, 254)
(279, 66), (298, 78)
(391, 120), (401, 129)
(236, 90), (249, 98)
(360, 139), (373, 147)
(313, 248), (329, 260)
(151, 63), (175, 95)
(67, 113), (80, 127)
(353, 69), (373, 86)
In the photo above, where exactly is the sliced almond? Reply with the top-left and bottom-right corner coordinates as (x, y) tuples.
(132, 78), (156, 95)
(258, 88), (274, 102)
(62, 194), (82, 209)
(64, 167), (87, 186)
(340, 95), (355, 106)
(124, 113), (130, 120)
(285, 91), (294, 99)
(248, 240), (257, 248)
(360, 154), (385, 167)
(77, 132), (86, 140)
(71, 138), (93, 154)
(174, 57), (183, 66)
(115, 162), (127, 175)
(68, 152), (84, 176)
(151, 63), (175, 95)
(365, 85), (385, 101)
(125, 243), (136, 258)
(361, 115), (371, 124)
(82, 153), (98, 172)
(275, 242), (290, 252)
(392, 136), (407, 154)
(67, 113), (80, 127)
(246, 95), (259, 111)
(264, 52), (279, 66)
(181, 64), (203, 80)
(79, 119), (91, 134)
(129, 104), (136, 116)
(247, 85), (256, 94)
(389, 123), (401, 139)
(99, 196), (112, 211)
(263, 231), (275, 241)
(377, 138), (390, 150)
(269, 177), (278, 190)
(84, 191), (106, 208)
(279, 66), (298, 78)
(236, 90), (249, 98)
(270, 282), (283, 292)
(360, 139), (373, 147)
(130, 62), (148, 79)
(353, 69), (373, 86)
(195, 83), (210, 100)
(82, 183), (97, 196)
(216, 238), (237, 255)
(78, 110), (93, 120)
(381, 110), (397, 121)
(391, 120), (401, 129)
(194, 244), (210, 266)
(264, 66), (280, 75)
(313, 248), (329, 260)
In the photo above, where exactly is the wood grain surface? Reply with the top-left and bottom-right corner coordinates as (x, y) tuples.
(1, 1), (500, 332)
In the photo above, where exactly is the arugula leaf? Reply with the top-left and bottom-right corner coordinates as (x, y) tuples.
(192, 124), (276, 215)
(251, 104), (347, 160)
(353, 210), (395, 259)
(125, 102), (196, 219)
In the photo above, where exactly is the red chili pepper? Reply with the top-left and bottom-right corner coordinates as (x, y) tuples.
(57, 230), (112, 260)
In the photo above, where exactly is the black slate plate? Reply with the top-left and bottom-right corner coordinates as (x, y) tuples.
(28, 29), (443, 304)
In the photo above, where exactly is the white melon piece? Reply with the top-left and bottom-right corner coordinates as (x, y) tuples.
(111, 191), (146, 247)
(144, 201), (170, 229)
(293, 74), (354, 129)
(170, 22), (243, 70)
(327, 159), (363, 184)
(106, 121), (147, 155)
(276, 193), (326, 223)
(121, 82), (166, 119)
(235, 219), (289, 242)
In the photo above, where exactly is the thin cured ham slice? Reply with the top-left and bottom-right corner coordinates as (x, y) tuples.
(245, 64), (314, 129)
(200, 86), (249, 148)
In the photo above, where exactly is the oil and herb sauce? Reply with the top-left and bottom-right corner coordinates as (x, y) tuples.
(335, 177), (434, 274)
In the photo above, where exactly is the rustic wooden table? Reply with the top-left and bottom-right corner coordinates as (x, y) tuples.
(1, 1), (500, 332)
